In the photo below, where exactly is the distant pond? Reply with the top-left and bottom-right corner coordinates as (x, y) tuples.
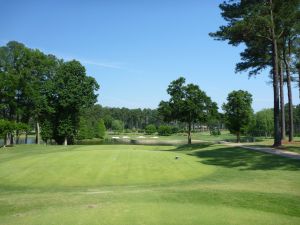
(0, 137), (37, 145)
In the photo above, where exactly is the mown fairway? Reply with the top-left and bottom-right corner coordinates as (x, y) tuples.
(0, 144), (300, 225)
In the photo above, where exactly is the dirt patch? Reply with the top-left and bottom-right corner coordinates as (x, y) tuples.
(86, 204), (98, 209)
(14, 213), (27, 217)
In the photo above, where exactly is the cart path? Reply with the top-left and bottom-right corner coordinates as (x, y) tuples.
(222, 142), (300, 160)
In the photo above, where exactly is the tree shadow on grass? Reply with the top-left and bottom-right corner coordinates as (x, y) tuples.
(171, 143), (214, 152)
(189, 146), (300, 171)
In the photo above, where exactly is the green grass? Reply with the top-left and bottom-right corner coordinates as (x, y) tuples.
(282, 144), (300, 154)
(0, 144), (299, 225)
(0, 145), (214, 188)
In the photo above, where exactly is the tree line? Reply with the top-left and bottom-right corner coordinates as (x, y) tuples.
(2, 41), (298, 146)
(0, 41), (99, 146)
(210, 0), (300, 146)
(77, 104), (163, 139)
(78, 79), (300, 144)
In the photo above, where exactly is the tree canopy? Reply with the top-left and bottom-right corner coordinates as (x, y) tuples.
(158, 77), (218, 144)
(0, 41), (99, 145)
(210, 0), (300, 146)
(223, 90), (253, 143)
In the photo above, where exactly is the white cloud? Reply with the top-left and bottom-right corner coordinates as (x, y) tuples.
(79, 59), (122, 69)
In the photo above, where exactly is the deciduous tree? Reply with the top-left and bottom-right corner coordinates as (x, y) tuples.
(158, 77), (217, 144)
(222, 90), (253, 143)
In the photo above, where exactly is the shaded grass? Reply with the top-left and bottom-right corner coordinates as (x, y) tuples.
(190, 145), (300, 171)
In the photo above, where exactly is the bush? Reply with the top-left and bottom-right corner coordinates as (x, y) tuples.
(145, 124), (157, 135)
(158, 125), (172, 136)
(40, 120), (53, 143)
(210, 127), (221, 136)
(171, 126), (179, 134)
(112, 120), (124, 133)
(98, 119), (106, 139)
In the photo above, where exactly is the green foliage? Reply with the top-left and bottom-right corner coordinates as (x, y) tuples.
(145, 124), (157, 135)
(15, 122), (29, 132)
(0, 120), (29, 145)
(40, 120), (53, 143)
(103, 114), (113, 130)
(50, 60), (99, 144)
(294, 105), (300, 136)
(222, 90), (253, 142)
(57, 118), (75, 142)
(157, 125), (173, 136)
(0, 120), (29, 137)
(207, 115), (222, 136)
(77, 117), (94, 140)
(98, 119), (106, 139)
(208, 122), (221, 136)
(0, 120), (15, 138)
(78, 105), (163, 135)
(210, 0), (300, 146)
(248, 109), (274, 137)
(112, 120), (124, 133)
(77, 105), (105, 140)
(0, 41), (99, 145)
(171, 126), (179, 134)
(158, 77), (218, 143)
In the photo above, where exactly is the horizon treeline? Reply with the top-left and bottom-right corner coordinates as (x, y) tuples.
(77, 105), (163, 139)
(78, 102), (300, 141)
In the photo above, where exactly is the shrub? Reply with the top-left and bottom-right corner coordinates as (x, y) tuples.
(112, 120), (124, 133)
(210, 127), (221, 136)
(124, 129), (132, 133)
(98, 119), (106, 139)
(158, 125), (172, 136)
(145, 124), (157, 135)
(171, 126), (179, 134)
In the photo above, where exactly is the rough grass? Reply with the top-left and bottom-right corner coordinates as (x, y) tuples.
(0, 144), (299, 225)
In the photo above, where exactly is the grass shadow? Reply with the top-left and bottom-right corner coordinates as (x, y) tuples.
(172, 143), (214, 152)
(191, 146), (300, 171)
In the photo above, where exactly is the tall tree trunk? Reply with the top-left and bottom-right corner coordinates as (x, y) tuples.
(187, 122), (192, 145)
(270, 0), (281, 147)
(4, 133), (9, 146)
(283, 40), (294, 142)
(298, 66), (300, 99)
(279, 61), (286, 140)
(64, 137), (68, 146)
(10, 133), (14, 145)
(237, 131), (241, 143)
(25, 132), (28, 144)
(16, 115), (19, 144)
(35, 121), (40, 144)
(16, 130), (19, 144)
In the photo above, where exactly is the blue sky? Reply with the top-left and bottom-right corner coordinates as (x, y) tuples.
(1, 0), (299, 111)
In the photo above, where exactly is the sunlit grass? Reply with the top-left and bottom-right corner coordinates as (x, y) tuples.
(0, 144), (299, 225)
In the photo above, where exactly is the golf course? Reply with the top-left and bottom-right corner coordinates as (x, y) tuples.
(0, 144), (299, 225)
(1, 0), (300, 224)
